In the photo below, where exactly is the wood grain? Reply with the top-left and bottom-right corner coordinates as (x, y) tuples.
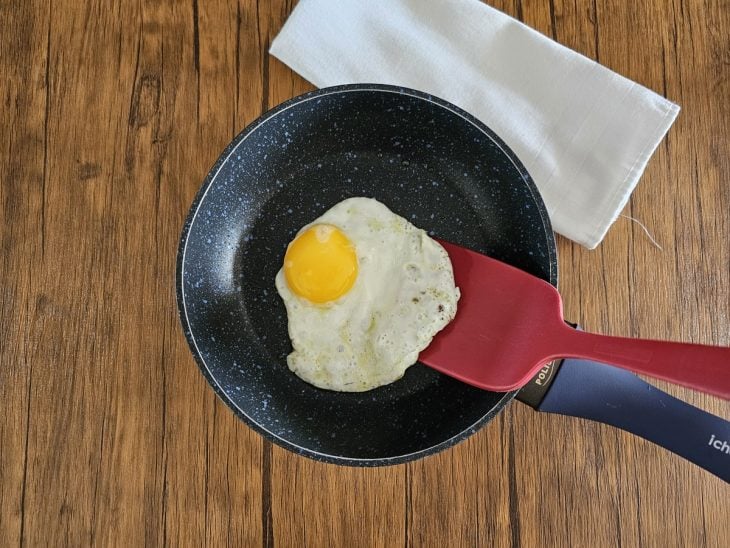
(1, 0), (727, 546)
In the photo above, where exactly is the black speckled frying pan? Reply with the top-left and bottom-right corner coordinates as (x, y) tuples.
(177, 85), (729, 477)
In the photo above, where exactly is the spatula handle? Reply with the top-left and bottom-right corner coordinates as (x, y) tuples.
(555, 325), (730, 400)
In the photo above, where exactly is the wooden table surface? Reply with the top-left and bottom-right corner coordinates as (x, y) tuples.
(2, 0), (728, 546)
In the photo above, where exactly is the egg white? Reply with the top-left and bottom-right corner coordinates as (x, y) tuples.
(275, 197), (460, 392)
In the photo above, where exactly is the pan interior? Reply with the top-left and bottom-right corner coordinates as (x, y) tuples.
(178, 86), (555, 463)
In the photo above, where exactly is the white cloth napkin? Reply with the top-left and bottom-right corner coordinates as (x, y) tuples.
(270, 0), (679, 248)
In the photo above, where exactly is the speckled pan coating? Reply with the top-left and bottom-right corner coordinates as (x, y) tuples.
(176, 84), (557, 466)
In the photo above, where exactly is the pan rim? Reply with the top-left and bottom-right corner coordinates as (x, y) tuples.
(176, 83), (558, 466)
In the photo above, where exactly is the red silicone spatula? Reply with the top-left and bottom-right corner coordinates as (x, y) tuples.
(419, 241), (730, 400)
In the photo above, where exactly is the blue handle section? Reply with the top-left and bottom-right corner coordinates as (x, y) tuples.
(538, 357), (730, 483)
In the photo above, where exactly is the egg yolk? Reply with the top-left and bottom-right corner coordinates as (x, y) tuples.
(284, 224), (358, 303)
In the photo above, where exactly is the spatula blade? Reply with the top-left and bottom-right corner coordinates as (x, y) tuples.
(419, 241), (566, 391)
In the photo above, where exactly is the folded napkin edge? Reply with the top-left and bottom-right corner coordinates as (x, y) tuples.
(576, 101), (680, 249)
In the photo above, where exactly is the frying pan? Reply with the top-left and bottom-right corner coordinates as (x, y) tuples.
(177, 85), (728, 480)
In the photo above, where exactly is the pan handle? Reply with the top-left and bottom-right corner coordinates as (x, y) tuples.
(537, 356), (730, 483)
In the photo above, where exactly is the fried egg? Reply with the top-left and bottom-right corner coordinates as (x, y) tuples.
(275, 197), (460, 392)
